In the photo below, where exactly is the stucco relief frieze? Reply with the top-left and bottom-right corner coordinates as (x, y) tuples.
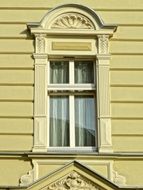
(45, 171), (102, 190)
(51, 13), (94, 29)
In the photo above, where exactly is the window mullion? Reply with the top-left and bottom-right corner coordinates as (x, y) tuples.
(69, 60), (75, 147)
(47, 60), (50, 85)
(69, 60), (74, 85)
(69, 95), (75, 148)
(47, 95), (50, 147)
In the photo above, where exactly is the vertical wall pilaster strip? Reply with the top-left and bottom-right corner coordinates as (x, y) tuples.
(33, 34), (48, 152)
(96, 35), (113, 153)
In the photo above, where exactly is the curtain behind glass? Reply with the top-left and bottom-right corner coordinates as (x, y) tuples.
(50, 96), (69, 146)
(75, 96), (96, 146)
(50, 61), (69, 83)
(75, 61), (94, 83)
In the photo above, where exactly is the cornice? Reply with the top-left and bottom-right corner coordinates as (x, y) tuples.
(27, 28), (116, 37)
(1, 152), (143, 160)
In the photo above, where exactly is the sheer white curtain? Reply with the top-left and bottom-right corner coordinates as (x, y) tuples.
(50, 96), (69, 146)
(75, 96), (96, 146)
(49, 61), (69, 147)
(50, 61), (69, 83)
(74, 61), (95, 146)
(49, 60), (95, 147)
(75, 61), (94, 83)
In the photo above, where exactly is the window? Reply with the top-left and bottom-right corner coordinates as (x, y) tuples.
(29, 4), (117, 153)
(47, 59), (97, 151)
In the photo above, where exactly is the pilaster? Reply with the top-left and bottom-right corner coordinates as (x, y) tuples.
(32, 34), (48, 152)
(96, 35), (113, 153)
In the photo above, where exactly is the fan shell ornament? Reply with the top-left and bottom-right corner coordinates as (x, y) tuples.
(51, 13), (94, 29)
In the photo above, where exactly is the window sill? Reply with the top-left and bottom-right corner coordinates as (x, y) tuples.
(47, 147), (97, 153)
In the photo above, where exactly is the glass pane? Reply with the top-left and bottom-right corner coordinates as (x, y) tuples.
(50, 96), (69, 146)
(50, 61), (69, 83)
(75, 61), (94, 83)
(75, 96), (96, 146)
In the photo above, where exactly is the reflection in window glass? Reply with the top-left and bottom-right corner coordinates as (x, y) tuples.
(75, 96), (96, 146)
(75, 61), (94, 83)
(50, 96), (69, 146)
(50, 61), (69, 83)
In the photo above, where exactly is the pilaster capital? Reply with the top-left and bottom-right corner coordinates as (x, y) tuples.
(33, 53), (48, 65)
(35, 34), (46, 54)
(96, 54), (111, 61)
(97, 34), (109, 54)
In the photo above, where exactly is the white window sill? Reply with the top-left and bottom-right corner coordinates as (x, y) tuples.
(47, 147), (97, 153)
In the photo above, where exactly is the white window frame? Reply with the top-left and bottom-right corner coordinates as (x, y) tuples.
(47, 59), (97, 152)
(47, 59), (96, 91)
(28, 4), (117, 153)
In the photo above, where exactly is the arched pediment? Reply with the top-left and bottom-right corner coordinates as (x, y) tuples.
(28, 4), (117, 33)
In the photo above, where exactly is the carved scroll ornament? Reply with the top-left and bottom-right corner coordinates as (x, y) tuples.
(45, 171), (103, 190)
(51, 13), (94, 29)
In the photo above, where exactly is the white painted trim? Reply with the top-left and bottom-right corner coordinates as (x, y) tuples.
(70, 95), (75, 147)
(47, 60), (96, 149)
(69, 60), (74, 85)
(96, 53), (113, 153)
(48, 84), (95, 91)
(47, 95), (50, 148)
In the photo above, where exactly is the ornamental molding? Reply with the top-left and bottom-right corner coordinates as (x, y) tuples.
(45, 171), (103, 190)
(19, 161), (126, 189)
(35, 34), (46, 53)
(27, 3), (117, 154)
(113, 170), (126, 186)
(20, 169), (34, 186)
(51, 13), (94, 29)
(98, 35), (109, 54)
(28, 4), (117, 34)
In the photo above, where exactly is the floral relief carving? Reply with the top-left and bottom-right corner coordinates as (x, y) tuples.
(51, 13), (94, 29)
(45, 171), (103, 190)
(98, 35), (109, 54)
(36, 34), (45, 53)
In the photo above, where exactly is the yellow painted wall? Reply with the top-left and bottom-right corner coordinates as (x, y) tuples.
(0, 0), (143, 187)
(0, 0), (142, 152)
(0, 158), (32, 186)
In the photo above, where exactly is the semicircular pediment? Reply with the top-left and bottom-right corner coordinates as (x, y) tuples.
(28, 4), (117, 34)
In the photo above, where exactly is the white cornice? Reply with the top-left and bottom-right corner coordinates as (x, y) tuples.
(27, 28), (116, 37)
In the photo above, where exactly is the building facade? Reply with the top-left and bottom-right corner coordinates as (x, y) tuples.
(0, 1), (143, 189)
